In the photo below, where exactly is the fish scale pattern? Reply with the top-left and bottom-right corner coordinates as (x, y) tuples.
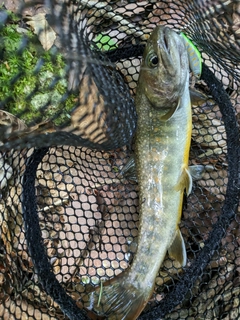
(0, 0), (239, 319)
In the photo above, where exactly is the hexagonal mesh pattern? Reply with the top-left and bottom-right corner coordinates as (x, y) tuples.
(0, 1), (239, 320)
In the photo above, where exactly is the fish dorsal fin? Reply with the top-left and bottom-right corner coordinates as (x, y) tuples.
(168, 228), (187, 267)
(180, 32), (202, 79)
(175, 166), (193, 196)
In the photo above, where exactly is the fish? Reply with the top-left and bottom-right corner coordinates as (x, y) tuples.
(82, 26), (202, 319)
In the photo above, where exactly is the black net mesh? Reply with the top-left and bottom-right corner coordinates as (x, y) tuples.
(0, 0), (239, 319)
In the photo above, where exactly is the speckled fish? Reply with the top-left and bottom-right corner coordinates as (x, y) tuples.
(83, 26), (202, 319)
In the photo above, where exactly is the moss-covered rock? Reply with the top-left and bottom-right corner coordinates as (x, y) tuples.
(0, 10), (76, 126)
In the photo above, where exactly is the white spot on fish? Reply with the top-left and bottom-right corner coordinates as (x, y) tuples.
(161, 149), (168, 159)
(176, 129), (179, 138)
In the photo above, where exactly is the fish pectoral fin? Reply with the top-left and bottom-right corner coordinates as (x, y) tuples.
(160, 98), (181, 121)
(190, 87), (213, 105)
(189, 164), (214, 181)
(175, 166), (192, 196)
(168, 228), (187, 267)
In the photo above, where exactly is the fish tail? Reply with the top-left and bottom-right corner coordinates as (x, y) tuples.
(82, 273), (148, 320)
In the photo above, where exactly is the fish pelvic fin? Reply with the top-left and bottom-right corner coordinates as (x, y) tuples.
(119, 154), (138, 182)
(175, 166), (192, 196)
(82, 273), (148, 320)
(168, 228), (187, 267)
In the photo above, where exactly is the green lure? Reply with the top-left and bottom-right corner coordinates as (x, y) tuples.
(180, 32), (202, 79)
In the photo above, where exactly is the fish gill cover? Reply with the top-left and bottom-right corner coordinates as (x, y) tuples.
(0, 0), (239, 319)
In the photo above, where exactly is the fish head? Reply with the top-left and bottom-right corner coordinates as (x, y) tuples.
(140, 26), (189, 118)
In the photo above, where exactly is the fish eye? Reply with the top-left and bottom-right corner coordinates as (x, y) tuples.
(147, 53), (159, 68)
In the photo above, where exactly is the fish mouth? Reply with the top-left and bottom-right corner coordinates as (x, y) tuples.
(158, 27), (181, 75)
(163, 29), (170, 53)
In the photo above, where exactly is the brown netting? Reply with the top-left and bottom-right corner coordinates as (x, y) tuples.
(0, 1), (239, 319)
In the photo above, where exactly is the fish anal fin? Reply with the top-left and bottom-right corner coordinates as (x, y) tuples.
(168, 228), (187, 267)
(82, 273), (148, 320)
(175, 166), (192, 196)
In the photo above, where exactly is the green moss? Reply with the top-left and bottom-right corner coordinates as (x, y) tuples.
(0, 10), (77, 126)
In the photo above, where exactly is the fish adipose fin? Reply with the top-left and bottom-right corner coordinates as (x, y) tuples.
(175, 166), (192, 196)
(83, 274), (147, 320)
(168, 228), (187, 266)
